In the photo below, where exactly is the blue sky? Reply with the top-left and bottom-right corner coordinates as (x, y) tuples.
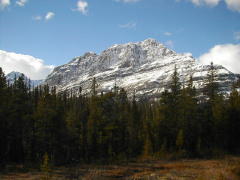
(0, 0), (240, 79)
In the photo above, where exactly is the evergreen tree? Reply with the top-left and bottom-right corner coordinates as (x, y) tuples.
(176, 129), (184, 151)
(91, 77), (98, 96)
(159, 66), (182, 150)
(8, 74), (30, 163)
(205, 62), (219, 102)
(33, 85), (66, 164)
(0, 68), (8, 167)
(0, 63), (240, 165)
(225, 88), (240, 152)
(128, 94), (143, 157)
(179, 76), (199, 155)
(202, 62), (219, 154)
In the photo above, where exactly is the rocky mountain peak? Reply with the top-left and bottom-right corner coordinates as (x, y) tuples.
(141, 38), (160, 46)
(44, 39), (239, 99)
(6, 71), (43, 87)
(7, 71), (24, 79)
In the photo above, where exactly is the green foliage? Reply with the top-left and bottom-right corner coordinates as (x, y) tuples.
(205, 62), (219, 102)
(0, 68), (8, 167)
(176, 129), (184, 150)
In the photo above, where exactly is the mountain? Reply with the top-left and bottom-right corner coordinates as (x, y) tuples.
(0, 49), (54, 80)
(6, 71), (43, 87)
(45, 39), (239, 98)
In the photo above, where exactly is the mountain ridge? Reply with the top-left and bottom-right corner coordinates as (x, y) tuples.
(6, 71), (43, 87)
(45, 39), (239, 98)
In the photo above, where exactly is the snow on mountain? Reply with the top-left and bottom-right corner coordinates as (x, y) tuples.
(6, 71), (43, 87)
(45, 38), (239, 98)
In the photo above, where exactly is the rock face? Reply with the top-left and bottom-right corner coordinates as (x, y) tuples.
(45, 39), (239, 98)
(6, 71), (43, 87)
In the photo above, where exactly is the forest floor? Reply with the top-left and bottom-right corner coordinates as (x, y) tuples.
(1, 156), (240, 180)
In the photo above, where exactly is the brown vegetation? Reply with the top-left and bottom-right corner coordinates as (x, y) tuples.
(1, 157), (240, 180)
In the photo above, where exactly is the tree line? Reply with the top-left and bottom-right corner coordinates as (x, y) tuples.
(0, 64), (240, 167)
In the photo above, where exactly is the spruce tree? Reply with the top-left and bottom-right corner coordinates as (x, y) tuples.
(225, 87), (240, 152)
(0, 68), (8, 167)
(179, 76), (198, 155)
(91, 77), (98, 96)
(205, 62), (219, 102)
(159, 66), (182, 150)
(202, 62), (219, 153)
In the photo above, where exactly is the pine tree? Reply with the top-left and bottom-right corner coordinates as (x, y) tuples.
(170, 65), (181, 99)
(87, 95), (102, 160)
(142, 105), (154, 157)
(8, 74), (30, 163)
(205, 62), (219, 102)
(128, 94), (143, 157)
(225, 87), (240, 152)
(116, 88), (130, 159)
(158, 66), (182, 150)
(179, 76), (199, 155)
(202, 62), (219, 153)
(34, 85), (66, 164)
(91, 77), (98, 96)
(0, 68), (8, 167)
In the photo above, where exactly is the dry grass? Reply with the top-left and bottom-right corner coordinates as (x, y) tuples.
(1, 157), (240, 180)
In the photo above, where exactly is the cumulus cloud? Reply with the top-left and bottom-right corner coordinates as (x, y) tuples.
(176, 0), (220, 6)
(45, 12), (55, 21)
(32, 12), (55, 21)
(119, 22), (137, 29)
(199, 44), (240, 74)
(225, 0), (240, 12)
(0, 0), (10, 9)
(178, 0), (240, 12)
(16, 0), (27, 7)
(191, 0), (220, 6)
(76, 0), (88, 15)
(0, 50), (54, 80)
(115, 0), (141, 2)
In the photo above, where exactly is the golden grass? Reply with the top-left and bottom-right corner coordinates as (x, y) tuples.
(1, 157), (240, 180)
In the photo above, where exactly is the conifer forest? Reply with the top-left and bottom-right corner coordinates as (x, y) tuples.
(0, 64), (240, 168)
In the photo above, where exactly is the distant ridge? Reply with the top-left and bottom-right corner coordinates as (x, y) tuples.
(6, 71), (43, 87)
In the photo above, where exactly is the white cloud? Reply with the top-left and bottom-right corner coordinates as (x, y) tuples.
(0, 50), (54, 80)
(119, 22), (136, 29)
(176, 0), (220, 6)
(115, 0), (141, 2)
(45, 12), (55, 21)
(33, 12), (55, 21)
(178, 0), (240, 12)
(0, 0), (10, 9)
(16, 0), (27, 7)
(76, 0), (88, 15)
(234, 31), (240, 41)
(164, 32), (172, 36)
(165, 40), (174, 48)
(33, 15), (42, 21)
(225, 0), (240, 12)
(182, 0), (221, 6)
(199, 44), (240, 74)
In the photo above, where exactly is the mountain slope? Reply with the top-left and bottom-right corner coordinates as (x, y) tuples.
(6, 71), (43, 87)
(45, 39), (239, 98)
